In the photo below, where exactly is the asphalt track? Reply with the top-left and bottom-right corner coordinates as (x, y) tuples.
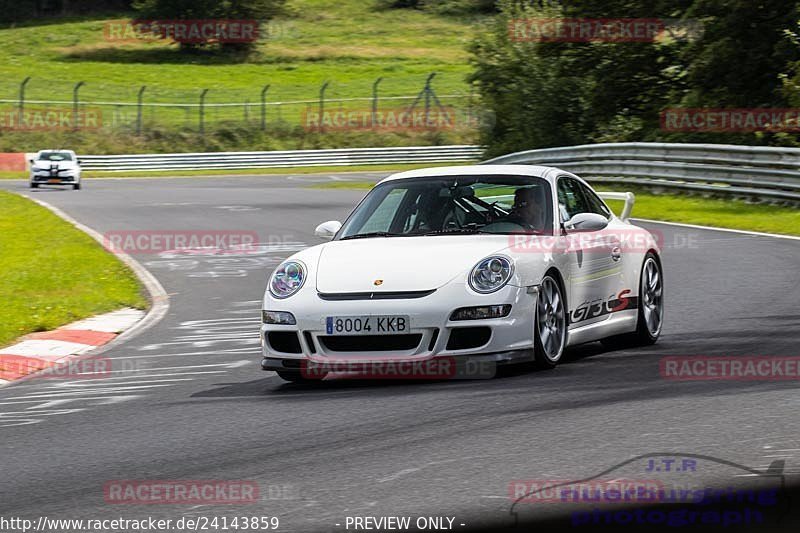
(1, 174), (799, 532)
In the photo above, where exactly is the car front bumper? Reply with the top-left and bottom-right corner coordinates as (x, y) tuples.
(31, 174), (78, 183)
(260, 282), (539, 371)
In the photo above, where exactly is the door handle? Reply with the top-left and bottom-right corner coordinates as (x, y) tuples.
(611, 246), (622, 261)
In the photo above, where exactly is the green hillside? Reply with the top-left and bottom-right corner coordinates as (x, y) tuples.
(0, 0), (489, 153)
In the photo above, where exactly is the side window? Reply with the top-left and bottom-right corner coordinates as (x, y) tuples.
(578, 182), (612, 219)
(557, 177), (591, 221)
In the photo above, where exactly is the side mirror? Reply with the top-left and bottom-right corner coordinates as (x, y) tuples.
(77, 159), (82, 165)
(564, 213), (609, 233)
(315, 220), (342, 240)
(29, 159), (35, 164)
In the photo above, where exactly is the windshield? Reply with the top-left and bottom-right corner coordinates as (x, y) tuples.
(38, 152), (73, 161)
(338, 175), (553, 239)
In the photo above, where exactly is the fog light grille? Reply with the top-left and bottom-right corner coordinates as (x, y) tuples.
(446, 327), (491, 350)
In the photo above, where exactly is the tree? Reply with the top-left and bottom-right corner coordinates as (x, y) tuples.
(471, 0), (689, 155)
(0, 0), (132, 23)
(674, 0), (800, 144)
(133, 0), (286, 52)
(470, 0), (800, 155)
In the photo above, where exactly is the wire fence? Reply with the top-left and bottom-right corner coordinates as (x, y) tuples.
(0, 73), (488, 135)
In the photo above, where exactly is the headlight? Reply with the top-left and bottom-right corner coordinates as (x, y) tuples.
(269, 260), (306, 299)
(31, 166), (41, 172)
(469, 256), (514, 294)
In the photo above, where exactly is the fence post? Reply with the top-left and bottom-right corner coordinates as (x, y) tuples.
(136, 86), (146, 135)
(73, 81), (85, 131)
(372, 77), (383, 129)
(261, 84), (270, 131)
(18, 77), (31, 126)
(199, 88), (209, 135)
(319, 80), (330, 132)
(424, 72), (436, 126)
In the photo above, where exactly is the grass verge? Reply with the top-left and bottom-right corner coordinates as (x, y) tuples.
(602, 190), (800, 237)
(310, 181), (800, 236)
(0, 191), (146, 347)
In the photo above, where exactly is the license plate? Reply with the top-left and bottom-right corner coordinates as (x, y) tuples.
(47, 179), (61, 184)
(326, 315), (409, 335)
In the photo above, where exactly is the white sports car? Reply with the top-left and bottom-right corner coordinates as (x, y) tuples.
(261, 165), (663, 382)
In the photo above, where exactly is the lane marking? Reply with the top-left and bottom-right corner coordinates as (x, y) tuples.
(634, 218), (800, 242)
(115, 347), (257, 360)
(0, 371), (227, 393)
(45, 378), (196, 387)
(53, 371), (228, 381)
(7, 385), (177, 398)
(70, 361), (252, 375)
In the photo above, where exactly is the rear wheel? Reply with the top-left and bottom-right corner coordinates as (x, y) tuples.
(30, 183), (38, 189)
(73, 182), (81, 190)
(533, 274), (567, 369)
(601, 252), (663, 349)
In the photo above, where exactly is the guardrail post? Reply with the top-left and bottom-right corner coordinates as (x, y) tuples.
(319, 81), (330, 132)
(372, 77), (383, 129)
(73, 81), (85, 131)
(136, 86), (146, 135)
(260, 84), (270, 131)
(18, 77), (31, 126)
(199, 88), (209, 136)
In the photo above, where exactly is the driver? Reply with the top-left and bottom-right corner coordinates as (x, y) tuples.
(503, 187), (546, 231)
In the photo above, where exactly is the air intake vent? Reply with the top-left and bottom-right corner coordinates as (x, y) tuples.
(318, 290), (435, 301)
(318, 334), (423, 352)
(267, 332), (302, 354)
(446, 327), (491, 350)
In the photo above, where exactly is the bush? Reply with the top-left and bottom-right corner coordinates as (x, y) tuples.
(470, 0), (800, 156)
(375, 0), (498, 15)
(0, 0), (132, 23)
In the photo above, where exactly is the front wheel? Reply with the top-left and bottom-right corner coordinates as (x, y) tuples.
(30, 183), (38, 189)
(73, 182), (81, 190)
(533, 274), (567, 369)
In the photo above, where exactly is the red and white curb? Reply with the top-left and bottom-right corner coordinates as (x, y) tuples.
(0, 308), (145, 384)
(0, 194), (170, 388)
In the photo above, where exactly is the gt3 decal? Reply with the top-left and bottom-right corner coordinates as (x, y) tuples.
(570, 289), (639, 324)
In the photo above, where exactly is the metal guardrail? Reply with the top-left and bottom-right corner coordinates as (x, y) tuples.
(80, 145), (483, 172)
(484, 142), (800, 202)
(79, 141), (800, 202)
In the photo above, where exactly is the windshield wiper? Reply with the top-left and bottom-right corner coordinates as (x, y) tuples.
(340, 232), (406, 240)
(420, 227), (494, 236)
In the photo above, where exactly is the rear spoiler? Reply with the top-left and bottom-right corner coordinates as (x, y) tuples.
(597, 191), (635, 222)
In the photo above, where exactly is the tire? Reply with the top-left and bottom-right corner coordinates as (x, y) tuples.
(601, 252), (664, 349)
(276, 370), (327, 382)
(73, 183), (81, 190)
(30, 183), (38, 189)
(533, 274), (567, 369)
